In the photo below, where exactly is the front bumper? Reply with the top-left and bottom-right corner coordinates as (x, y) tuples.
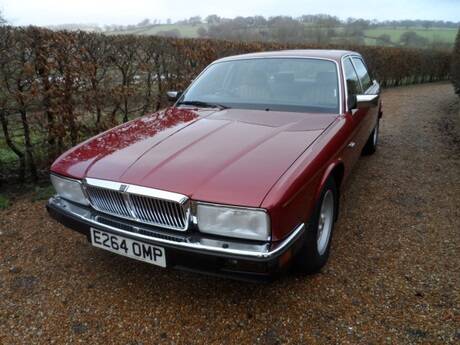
(46, 196), (306, 281)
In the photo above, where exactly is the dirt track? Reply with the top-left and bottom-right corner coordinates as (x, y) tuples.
(0, 82), (459, 344)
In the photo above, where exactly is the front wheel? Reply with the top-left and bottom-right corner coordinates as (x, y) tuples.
(362, 119), (380, 155)
(295, 176), (338, 274)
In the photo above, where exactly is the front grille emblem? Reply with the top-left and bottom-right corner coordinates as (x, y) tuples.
(119, 184), (128, 193)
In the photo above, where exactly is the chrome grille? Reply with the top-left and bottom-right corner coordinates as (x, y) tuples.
(86, 186), (131, 218)
(130, 194), (187, 229)
(84, 180), (189, 231)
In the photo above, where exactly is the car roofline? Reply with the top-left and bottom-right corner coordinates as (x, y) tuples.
(213, 50), (361, 64)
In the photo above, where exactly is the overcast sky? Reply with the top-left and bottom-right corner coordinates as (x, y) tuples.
(1, 0), (459, 26)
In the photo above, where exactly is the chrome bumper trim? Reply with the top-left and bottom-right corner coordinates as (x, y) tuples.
(49, 196), (305, 260)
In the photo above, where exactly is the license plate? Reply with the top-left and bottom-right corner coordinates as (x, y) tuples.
(90, 228), (166, 267)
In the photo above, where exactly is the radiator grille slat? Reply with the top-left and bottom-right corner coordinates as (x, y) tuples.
(160, 199), (172, 226)
(154, 198), (168, 226)
(85, 185), (189, 231)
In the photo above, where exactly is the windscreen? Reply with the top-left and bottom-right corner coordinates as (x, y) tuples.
(180, 58), (340, 113)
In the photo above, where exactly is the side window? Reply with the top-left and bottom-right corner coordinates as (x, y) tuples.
(352, 57), (372, 91)
(343, 58), (361, 96)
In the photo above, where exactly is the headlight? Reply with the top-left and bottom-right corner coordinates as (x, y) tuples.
(196, 203), (270, 241)
(50, 174), (89, 206)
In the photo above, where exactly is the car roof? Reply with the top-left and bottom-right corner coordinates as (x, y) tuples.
(214, 49), (360, 63)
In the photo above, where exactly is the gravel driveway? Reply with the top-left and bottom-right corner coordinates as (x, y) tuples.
(0, 82), (459, 345)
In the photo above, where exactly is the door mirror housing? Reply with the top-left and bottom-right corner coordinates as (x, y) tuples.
(348, 94), (379, 110)
(356, 94), (379, 108)
(347, 79), (380, 111)
(347, 94), (357, 110)
(166, 91), (182, 103)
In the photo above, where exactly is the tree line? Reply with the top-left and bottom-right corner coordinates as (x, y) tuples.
(0, 26), (452, 184)
(174, 15), (459, 30)
(452, 28), (460, 96)
(195, 15), (456, 49)
(96, 15), (459, 50)
(37, 14), (459, 50)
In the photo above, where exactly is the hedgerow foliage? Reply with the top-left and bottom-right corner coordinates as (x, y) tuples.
(0, 26), (452, 182)
(452, 27), (460, 96)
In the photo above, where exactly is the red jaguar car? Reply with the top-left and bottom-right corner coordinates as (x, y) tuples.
(47, 50), (382, 281)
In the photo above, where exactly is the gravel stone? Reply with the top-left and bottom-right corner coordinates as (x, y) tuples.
(0, 82), (458, 344)
(9, 266), (22, 274)
(10, 276), (39, 291)
(71, 322), (88, 335)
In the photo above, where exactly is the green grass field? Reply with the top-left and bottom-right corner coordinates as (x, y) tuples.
(107, 24), (457, 47)
(107, 24), (207, 38)
(364, 27), (457, 43)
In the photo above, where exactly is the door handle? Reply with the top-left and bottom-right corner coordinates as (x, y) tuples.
(347, 141), (356, 148)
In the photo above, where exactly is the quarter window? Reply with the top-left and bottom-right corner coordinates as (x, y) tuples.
(352, 57), (372, 91)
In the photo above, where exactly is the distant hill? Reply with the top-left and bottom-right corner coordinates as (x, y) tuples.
(105, 24), (205, 38)
(105, 23), (456, 48)
(48, 16), (458, 49)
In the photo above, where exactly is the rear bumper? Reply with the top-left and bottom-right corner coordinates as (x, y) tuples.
(46, 196), (306, 281)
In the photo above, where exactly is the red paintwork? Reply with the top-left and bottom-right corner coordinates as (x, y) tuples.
(51, 50), (381, 242)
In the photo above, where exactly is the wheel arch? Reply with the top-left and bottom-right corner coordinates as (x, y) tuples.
(315, 161), (345, 221)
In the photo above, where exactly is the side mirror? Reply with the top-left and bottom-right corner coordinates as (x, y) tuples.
(347, 94), (357, 110)
(166, 91), (182, 103)
(347, 79), (381, 111)
(356, 94), (379, 108)
(348, 94), (379, 110)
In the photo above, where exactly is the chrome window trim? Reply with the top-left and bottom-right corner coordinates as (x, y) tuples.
(350, 56), (373, 93)
(179, 56), (344, 114)
(341, 54), (363, 113)
(82, 178), (191, 231)
(341, 54), (380, 113)
(349, 55), (365, 93)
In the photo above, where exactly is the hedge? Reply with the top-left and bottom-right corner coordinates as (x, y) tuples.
(452, 27), (460, 96)
(0, 26), (452, 183)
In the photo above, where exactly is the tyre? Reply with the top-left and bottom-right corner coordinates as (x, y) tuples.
(362, 118), (379, 156)
(295, 176), (338, 274)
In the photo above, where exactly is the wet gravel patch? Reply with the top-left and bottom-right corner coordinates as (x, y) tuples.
(0, 82), (459, 344)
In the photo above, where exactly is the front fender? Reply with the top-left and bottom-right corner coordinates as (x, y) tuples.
(314, 160), (344, 220)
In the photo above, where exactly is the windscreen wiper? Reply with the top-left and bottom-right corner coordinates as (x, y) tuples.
(177, 100), (229, 110)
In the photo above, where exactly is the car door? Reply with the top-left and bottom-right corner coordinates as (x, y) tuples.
(351, 56), (380, 149)
(340, 56), (366, 179)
